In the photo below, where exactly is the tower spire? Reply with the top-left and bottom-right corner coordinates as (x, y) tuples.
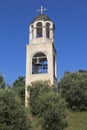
(37, 6), (47, 14)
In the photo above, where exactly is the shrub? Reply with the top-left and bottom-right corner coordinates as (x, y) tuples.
(29, 80), (52, 114)
(0, 88), (31, 130)
(59, 71), (87, 111)
(36, 92), (67, 130)
(29, 80), (67, 130)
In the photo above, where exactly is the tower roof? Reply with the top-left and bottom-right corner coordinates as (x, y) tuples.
(31, 14), (51, 24)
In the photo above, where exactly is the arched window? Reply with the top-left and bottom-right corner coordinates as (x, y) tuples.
(46, 23), (50, 38)
(32, 52), (48, 74)
(36, 22), (42, 37)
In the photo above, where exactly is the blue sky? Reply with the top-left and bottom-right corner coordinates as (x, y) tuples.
(0, 0), (87, 84)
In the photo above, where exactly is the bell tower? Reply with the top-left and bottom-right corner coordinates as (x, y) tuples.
(25, 6), (57, 106)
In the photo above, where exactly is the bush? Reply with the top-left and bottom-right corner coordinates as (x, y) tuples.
(36, 92), (67, 130)
(0, 88), (31, 130)
(59, 71), (87, 111)
(13, 76), (25, 105)
(29, 80), (67, 130)
(29, 80), (52, 114)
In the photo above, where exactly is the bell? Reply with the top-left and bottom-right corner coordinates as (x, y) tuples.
(36, 58), (41, 66)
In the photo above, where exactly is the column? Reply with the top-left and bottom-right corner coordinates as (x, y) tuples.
(33, 23), (36, 39)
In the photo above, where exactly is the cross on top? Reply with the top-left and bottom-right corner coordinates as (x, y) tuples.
(37, 6), (47, 14)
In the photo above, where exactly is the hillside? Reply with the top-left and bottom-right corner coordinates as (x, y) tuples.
(65, 110), (87, 130)
(27, 109), (87, 130)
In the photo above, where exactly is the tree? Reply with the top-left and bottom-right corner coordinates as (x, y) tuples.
(0, 88), (31, 130)
(36, 92), (67, 130)
(59, 71), (87, 111)
(0, 73), (6, 89)
(13, 76), (25, 105)
(29, 80), (53, 114)
(29, 80), (67, 130)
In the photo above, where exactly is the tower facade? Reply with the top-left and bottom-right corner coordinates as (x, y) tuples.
(25, 7), (57, 106)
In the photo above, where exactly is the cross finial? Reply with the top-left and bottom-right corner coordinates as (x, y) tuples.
(37, 6), (47, 14)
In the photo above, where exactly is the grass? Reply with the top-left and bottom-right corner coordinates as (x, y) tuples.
(26, 108), (87, 130)
(65, 110), (87, 130)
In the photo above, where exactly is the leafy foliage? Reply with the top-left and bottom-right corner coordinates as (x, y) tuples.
(29, 80), (56, 114)
(13, 76), (25, 105)
(29, 80), (67, 130)
(0, 73), (6, 89)
(59, 71), (87, 111)
(36, 92), (67, 130)
(0, 88), (31, 130)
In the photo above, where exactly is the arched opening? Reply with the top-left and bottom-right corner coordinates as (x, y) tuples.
(32, 52), (48, 74)
(36, 22), (42, 38)
(46, 23), (50, 38)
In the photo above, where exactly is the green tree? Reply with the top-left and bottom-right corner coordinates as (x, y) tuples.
(36, 92), (67, 130)
(29, 80), (67, 130)
(29, 80), (54, 114)
(0, 73), (6, 89)
(0, 88), (31, 130)
(13, 76), (25, 105)
(59, 71), (87, 111)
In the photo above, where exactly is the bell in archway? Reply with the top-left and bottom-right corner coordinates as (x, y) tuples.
(35, 58), (41, 66)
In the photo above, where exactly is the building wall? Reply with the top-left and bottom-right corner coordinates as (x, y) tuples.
(25, 38), (57, 106)
(26, 39), (54, 81)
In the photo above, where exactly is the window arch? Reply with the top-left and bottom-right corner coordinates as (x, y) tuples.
(36, 22), (42, 38)
(46, 23), (50, 38)
(32, 52), (48, 74)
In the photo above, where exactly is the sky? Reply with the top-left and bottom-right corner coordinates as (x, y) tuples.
(0, 0), (87, 84)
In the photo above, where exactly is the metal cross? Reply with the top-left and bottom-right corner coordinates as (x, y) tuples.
(37, 6), (47, 14)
